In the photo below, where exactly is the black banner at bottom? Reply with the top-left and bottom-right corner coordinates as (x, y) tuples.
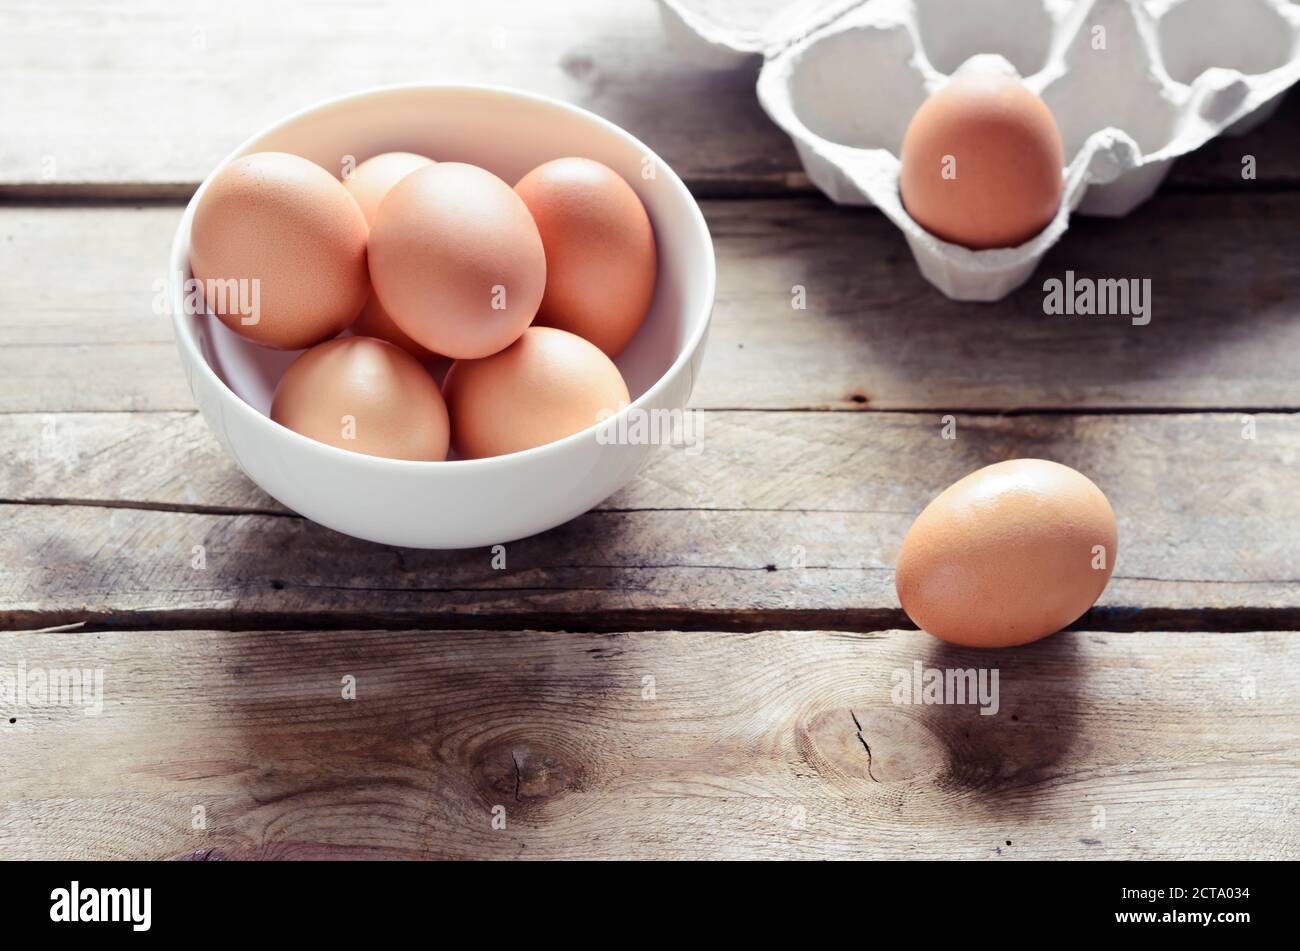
(5, 859), (1286, 937)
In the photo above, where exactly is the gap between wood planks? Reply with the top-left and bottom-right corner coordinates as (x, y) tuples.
(6, 176), (1300, 205)
(5, 605), (1300, 637)
(5, 407), (1300, 417)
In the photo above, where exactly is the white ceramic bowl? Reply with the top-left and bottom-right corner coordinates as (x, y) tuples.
(170, 84), (715, 549)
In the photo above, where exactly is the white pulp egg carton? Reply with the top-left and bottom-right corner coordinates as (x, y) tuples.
(659, 0), (1300, 300)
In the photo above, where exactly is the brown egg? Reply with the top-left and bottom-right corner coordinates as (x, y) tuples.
(190, 152), (369, 349)
(368, 163), (546, 360)
(270, 336), (449, 461)
(514, 158), (657, 357)
(342, 151), (435, 227)
(895, 459), (1117, 648)
(899, 71), (1064, 250)
(442, 327), (630, 459)
(350, 293), (441, 364)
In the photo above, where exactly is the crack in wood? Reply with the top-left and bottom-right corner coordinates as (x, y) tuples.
(850, 709), (880, 784)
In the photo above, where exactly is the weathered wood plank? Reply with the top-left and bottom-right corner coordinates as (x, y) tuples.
(0, 0), (1296, 195)
(4, 195), (1300, 414)
(708, 191), (1300, 411)
(1, 627), (1295, 860)
(0, 0), (794, 198)
(2, 411), (1296, 628)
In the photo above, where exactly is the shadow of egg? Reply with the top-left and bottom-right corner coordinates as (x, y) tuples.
(916, 635), (1089, 804)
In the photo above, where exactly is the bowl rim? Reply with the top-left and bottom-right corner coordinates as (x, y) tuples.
(170, 81), (716, 472)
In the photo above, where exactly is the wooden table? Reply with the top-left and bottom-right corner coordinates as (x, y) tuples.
(2, 1), (1297, 860)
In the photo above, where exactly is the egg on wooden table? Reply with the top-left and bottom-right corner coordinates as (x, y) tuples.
(514, 157), (657, 357)
(190, 152), (369, 349)
(367, 162), (546, 359)
(899, 69), (1064, 250)
(442, 326), (630, 459)
(895, 459), (1117, 648)
(270, 336), (449, 461)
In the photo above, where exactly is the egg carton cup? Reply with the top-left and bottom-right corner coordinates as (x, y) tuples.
(659, 0), (1300, 300)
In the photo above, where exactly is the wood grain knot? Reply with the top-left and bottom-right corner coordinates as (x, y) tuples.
(800, 706), (950, 786)
(475, 741), (577, 807)
(168, 847), (229, 861)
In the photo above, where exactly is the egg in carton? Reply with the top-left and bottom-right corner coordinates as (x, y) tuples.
(658, 0), (1300, 300)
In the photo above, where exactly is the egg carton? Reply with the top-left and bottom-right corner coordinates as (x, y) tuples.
(658, 0), (1300, 300)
